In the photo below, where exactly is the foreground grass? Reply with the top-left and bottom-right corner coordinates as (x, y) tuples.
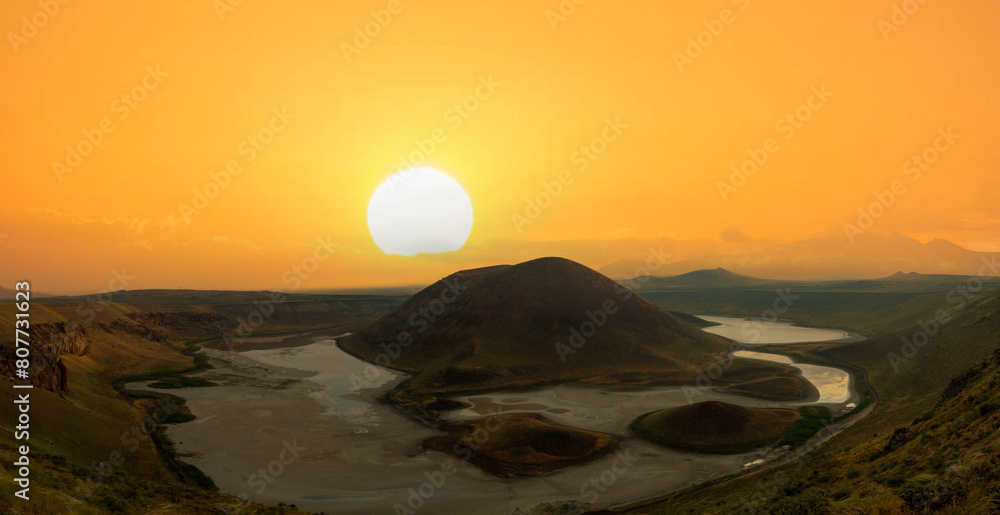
(603, 291), (1000, 514)
(0, 296), (391, 514)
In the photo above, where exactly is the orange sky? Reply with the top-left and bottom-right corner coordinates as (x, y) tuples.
(2, 0), (999, 293)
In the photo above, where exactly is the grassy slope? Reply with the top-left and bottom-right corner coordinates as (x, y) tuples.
(611, 289), (1000, 514)
(636, 273), (1000, 336)
(667, 311), (720, 328)
(0, 291), (403, 514)
(0, 303), (226, 513)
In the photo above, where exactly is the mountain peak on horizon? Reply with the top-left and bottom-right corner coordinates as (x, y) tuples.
(888, 230), (920, 241)
(680, 267), (755, 279)
(637, 267), (777, 289)
(925, 238), (968, 250)
(664, 267), (743, 278)
(883, 270), (924, 280)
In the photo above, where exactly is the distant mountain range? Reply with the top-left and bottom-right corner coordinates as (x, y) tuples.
(625, 264), (1000, 337)
(634, 268), (777, 289)
(600, 232), (998, 281)
(632, 267), (1000, 294)
(0, 286), (53, 300)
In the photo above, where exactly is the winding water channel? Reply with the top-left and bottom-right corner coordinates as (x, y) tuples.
(127, 317), (860, 514)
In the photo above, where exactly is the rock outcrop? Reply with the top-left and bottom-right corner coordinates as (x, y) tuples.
(1, 322), (89, 391)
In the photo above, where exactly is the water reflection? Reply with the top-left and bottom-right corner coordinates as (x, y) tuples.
(700, 315), (848, 344)
(733, 350), (850, 403)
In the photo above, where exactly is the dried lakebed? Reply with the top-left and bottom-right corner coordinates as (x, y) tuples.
(127, 321), (861, 514)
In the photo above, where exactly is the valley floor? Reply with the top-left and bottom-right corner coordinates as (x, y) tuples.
(129, 327), (866, 514)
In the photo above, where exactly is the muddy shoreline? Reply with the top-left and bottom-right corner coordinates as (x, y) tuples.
(122, 324), (861, 514)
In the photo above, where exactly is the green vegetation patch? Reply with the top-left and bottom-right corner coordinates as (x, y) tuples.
(147, 376), (218, 389)
(781, 406), (834, 448)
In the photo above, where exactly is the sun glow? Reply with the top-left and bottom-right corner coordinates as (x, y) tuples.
(366, 168), (474, 256)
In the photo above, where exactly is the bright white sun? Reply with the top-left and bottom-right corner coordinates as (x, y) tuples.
(367, 168), (474, 256)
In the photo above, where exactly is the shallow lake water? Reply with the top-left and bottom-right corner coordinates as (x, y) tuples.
(699, 315), (848, 344)
(243, 339), (398, 422)
(130, 320), (859, 514)
(732, 350), (851, 403)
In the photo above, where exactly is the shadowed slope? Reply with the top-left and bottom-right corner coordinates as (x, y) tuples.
(341, 257), (789, 400)
(630, 401), (802, 454)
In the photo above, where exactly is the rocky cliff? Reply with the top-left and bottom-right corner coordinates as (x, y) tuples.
(1, 322), (89, 391)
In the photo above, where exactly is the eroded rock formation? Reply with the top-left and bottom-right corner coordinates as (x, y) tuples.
(2, 322), (89, 391)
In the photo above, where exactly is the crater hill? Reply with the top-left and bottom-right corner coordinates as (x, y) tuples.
(340, 257), (799, 412)
(630, 401), (803, 454)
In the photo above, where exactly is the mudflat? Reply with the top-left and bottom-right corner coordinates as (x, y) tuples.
(128, 331), (842, 514)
